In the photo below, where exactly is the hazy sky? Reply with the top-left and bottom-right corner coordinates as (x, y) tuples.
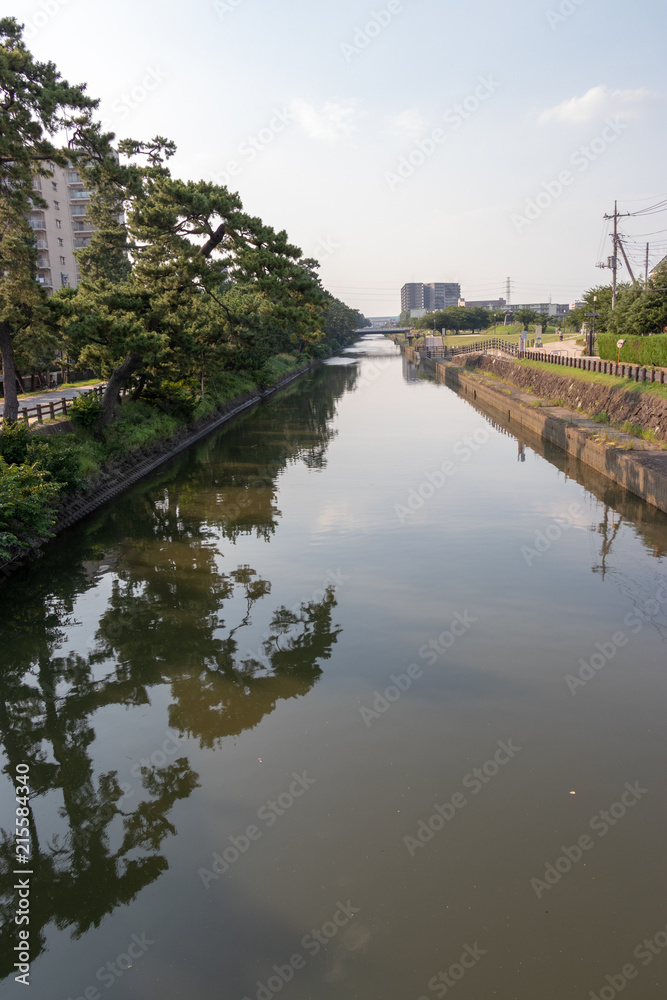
(11, 0), (667, 316)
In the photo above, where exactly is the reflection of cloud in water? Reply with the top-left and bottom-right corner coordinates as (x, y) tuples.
(322, 358), (358, 365)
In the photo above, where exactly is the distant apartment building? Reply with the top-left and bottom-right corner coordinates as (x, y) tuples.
(463, 297), (507, 310)
(27, 162), (95, 294)
(504, 302), (570, 319)
(401, 281), (461, 315)
(401, 283), (425, 313)
(423, 282), (461, 310)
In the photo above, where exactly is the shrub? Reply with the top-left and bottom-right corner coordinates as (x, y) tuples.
(0, 420), (30, 465)
(598, 333), (667, 367)
(69, 393), (103, 432)
(0, 457), (61, 560)
(142, 380), (200, 421)
(26, 437), (88, 493)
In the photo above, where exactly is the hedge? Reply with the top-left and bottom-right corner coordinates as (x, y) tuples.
(597, 333), (667, 366)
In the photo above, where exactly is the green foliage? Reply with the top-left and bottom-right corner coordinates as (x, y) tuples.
(141, 380), (201, 421)
(26, 437), (89, 493)
(0, 456), (61, 559)
(102, 400), (180, 456)
(415, 306), (491, 334)
(69, 393), (103, 431)
(593, 411), (610, 424)
(0, 420), (30, 464)
(597, 333), (667, 366)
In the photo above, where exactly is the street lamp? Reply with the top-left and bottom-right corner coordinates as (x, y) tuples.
(584, 295), (599, 357)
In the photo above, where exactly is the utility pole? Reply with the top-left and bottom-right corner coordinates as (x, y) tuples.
(601, 201), (633, 309)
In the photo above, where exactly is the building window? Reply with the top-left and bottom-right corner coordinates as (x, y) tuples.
(57, 238), (64, 247)
(53, 200), (60, 210)
(55, 219), (62, 229)
(60, 255), (66, 265)
(60, 273), (69, 287)
(52, 181), (57, 190)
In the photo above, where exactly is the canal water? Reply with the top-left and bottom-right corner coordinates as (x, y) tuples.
(1, 333), (666, 1000)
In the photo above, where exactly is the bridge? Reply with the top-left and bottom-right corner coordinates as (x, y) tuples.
(354, 327), (411, 334)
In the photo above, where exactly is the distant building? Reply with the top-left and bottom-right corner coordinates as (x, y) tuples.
(462, 298), (507, 310)
(423, 282), (461, 311)
(401, 281), (460, 314)
(27, 158), (121, 295)
(401, 283), (425, 313)
(367, 316), (399, 328)
(504, 302), (570, 318)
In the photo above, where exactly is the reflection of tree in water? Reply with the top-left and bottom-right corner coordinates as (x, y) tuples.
(0, 364), (350, 980)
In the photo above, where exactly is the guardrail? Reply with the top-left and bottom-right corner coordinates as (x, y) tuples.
(422, 339), (667, 384)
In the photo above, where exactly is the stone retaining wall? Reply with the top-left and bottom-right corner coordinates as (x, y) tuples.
(468, 354), (667, 441)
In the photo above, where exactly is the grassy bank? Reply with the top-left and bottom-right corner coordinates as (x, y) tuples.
(391, 327), (577, 349)
(0, 357), (303, 568)
(515, 357), (667, 401)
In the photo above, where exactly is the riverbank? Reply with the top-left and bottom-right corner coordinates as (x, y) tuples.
(403, 344), (667, 515)
(0, 359), (317, 583)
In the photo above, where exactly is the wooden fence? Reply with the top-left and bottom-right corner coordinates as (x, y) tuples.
(15, 383), (114, 426)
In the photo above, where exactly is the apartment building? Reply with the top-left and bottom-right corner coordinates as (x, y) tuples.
(27, 162), (94, 294)
(401, 281), (461, 315)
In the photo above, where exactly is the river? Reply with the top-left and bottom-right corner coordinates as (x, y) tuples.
(1, 333), (666, 999)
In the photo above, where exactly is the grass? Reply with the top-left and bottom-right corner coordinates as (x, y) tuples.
(516, 357), (667, 401)
(396, 327), (577, 350)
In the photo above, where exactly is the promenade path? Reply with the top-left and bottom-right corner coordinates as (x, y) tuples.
(0, 382), (105, 417)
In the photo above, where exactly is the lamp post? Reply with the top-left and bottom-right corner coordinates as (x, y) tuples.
(584, 295), (599, 357)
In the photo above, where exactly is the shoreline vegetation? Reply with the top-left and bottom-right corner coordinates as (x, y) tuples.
(1, 18), (369, 578)
(0, 353), (328, 581)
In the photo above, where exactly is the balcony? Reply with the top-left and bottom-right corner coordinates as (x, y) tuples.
(67, 171), (81, 183)
(36, 274), (53, 287)
(73, 221), (93, 232)
(71, 206), (87, 216)
(33, 178), (42, 191)
(70, 190), (90, 200)
(27, 217), (46, 229)
(74, 238), (91, 248)
(35, 238), (48, 249)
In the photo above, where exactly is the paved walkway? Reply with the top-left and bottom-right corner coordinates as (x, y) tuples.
(0, 382), (105, 416)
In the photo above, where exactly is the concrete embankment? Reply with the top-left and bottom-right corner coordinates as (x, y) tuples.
(404, 345), (667, 516)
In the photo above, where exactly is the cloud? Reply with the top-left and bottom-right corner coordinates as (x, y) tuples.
(384, 109), (429, 138)
(289, 98), (360, 141)
(538, 85), (657, 124)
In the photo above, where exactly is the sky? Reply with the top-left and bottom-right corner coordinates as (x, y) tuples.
(9, 0), (667, 317)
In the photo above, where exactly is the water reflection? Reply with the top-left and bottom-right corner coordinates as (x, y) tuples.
(0, 363), (352, 982)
